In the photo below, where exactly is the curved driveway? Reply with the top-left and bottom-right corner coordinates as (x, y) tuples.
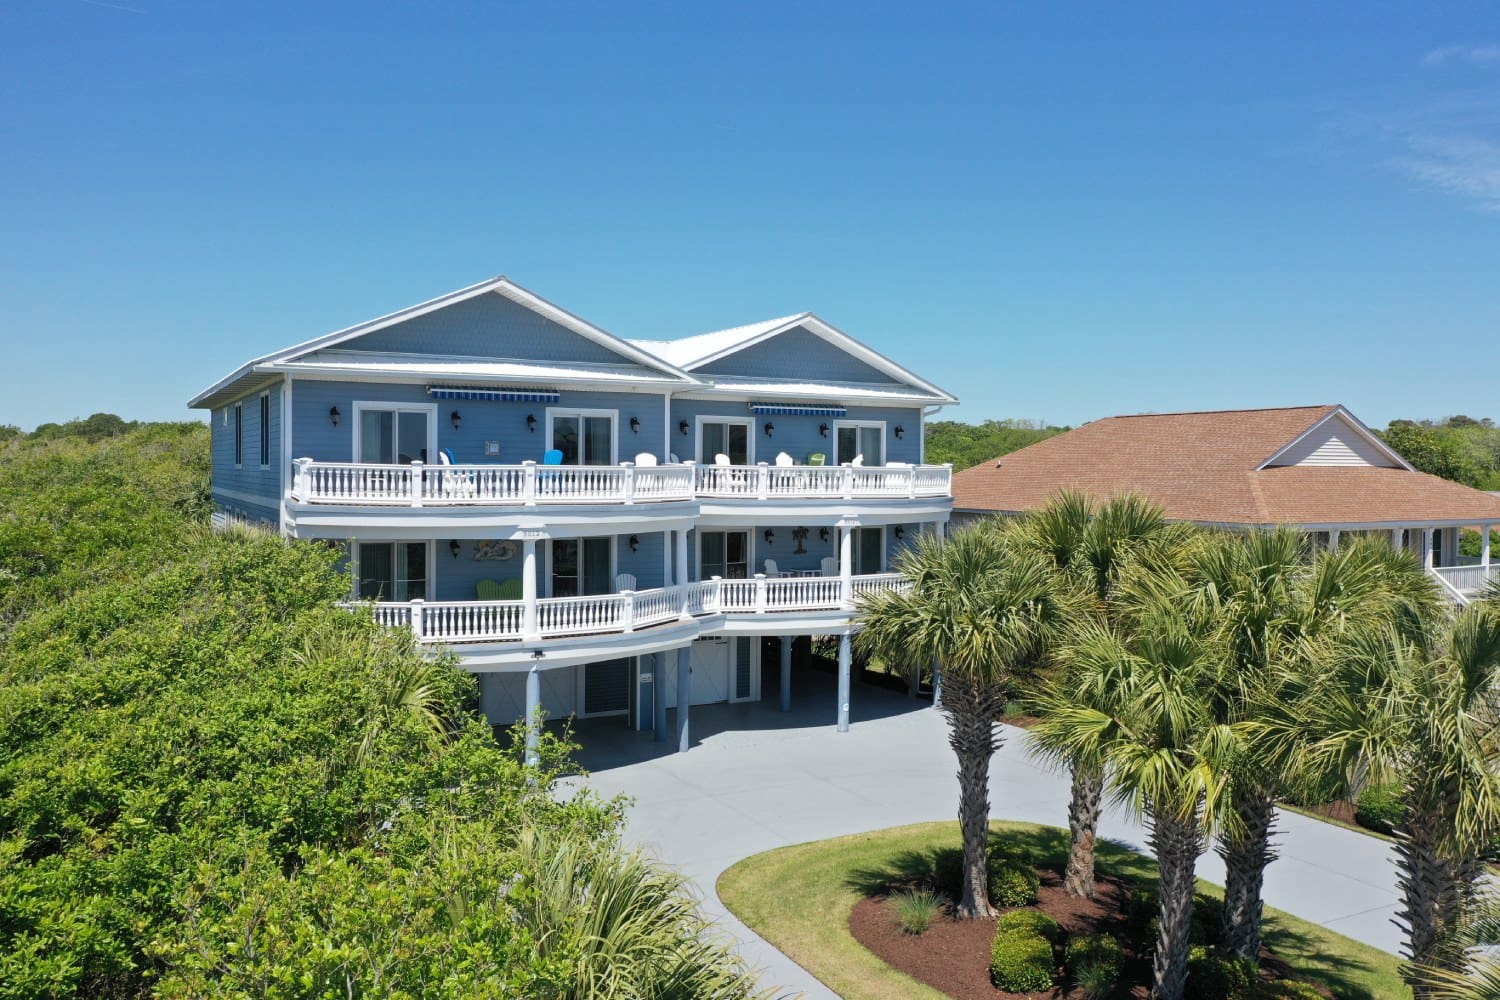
(574, 673), (1401, 999)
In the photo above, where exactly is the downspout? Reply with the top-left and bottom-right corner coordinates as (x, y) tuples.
(663, 390), (673, 461)
(280, 373), (293, 535)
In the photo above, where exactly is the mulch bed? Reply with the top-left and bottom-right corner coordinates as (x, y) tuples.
(849, 866), (1320, 999)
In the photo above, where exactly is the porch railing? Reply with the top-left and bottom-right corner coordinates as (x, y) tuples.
(345, 571), (911, 645)
(1430, 563), (1497, 601)
(291, 459), (697, 506)
(291, 458), (952, 506)
(693, 462), (952, 500)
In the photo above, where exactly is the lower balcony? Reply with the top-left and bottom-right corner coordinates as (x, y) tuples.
(1430, 561), (1498, 604)
(351, 572), (910, 645)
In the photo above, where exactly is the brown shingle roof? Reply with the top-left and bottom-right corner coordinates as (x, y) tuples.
(951, 405), (1500, 527)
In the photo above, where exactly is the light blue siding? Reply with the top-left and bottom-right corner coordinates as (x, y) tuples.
(328, 291), (632, 365)
(211, 383), (281, 511)
(291, 380), (670, 465)
(668, 399), (923, 466)
(428, 532), (669, 602)
(696, 325), (900, 384)
(692, 523), (922, 579)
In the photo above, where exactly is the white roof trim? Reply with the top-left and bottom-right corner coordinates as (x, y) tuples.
(675, 314), (957, 404)
(189, 276), (701, 408)
(1256, 405), (1414, 472)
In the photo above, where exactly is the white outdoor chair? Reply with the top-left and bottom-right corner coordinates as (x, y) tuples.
(615, 573), (637, 592)
(775, 451), (794, 466)
(634, 452), (658, 467)
(763, 559), (780, 578)
(435, 448), (477, 498)
(821, 556), (839, 577)
(714, 453), (732, 466)
(851, 454), (865, 467)
(669, 453), (680, 463)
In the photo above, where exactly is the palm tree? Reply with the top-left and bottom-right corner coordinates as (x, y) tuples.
(855, 521), (1068, 918)
(1032, 582), (1235, 1000)
(1196, 530), (1433, 961)
(1022, 491), (1184, 899)
(1290, 602), (1500, 996)
(1421, 890), (1500, 999)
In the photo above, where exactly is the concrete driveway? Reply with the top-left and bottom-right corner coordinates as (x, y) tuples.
(573, 671), (1402, 999)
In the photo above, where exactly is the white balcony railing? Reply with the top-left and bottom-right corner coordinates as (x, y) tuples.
(291, 459), (697, 507)
(290, 458), (952, 507)
(1430, 563), (1497, 601)
(346, 572), (911, 646)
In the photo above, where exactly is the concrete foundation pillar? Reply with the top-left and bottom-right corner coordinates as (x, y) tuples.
(837, 632), (851, 733)
(524, 664), (541, 768)
(676, 643), (692, 752)
(779, 636), (792, 712)
(654, 650), (672, 743)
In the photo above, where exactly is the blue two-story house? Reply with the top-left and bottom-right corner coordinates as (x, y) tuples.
(189, 276), (956, 751)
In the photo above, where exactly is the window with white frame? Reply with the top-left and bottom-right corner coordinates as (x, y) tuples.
(548, 409), (616, 466)
(258, 393), (270, 467)
(698, 417), (752, 465)
(233, 403), (243, 467)
(835, 421), (884, 466)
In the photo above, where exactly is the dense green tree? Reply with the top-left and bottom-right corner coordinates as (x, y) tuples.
(1380, 418), (1499, 490)
(923, 418), (1067, 471)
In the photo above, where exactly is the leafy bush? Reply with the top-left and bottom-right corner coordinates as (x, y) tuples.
(995, 907), (1061, 943)
(1066, 932), (1124, 999)
(990, 929), (1055, 992)
(930, 841), (1037, 905)
(1128, 887), (1225, 950)
(891, 887), (944, 935)
(1355, 783), (1405, 835)
(990, 858), (1042, 907)
(1185, 945), (1258, 1000)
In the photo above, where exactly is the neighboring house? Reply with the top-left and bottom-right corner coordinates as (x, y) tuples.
(951, 404), (1500, 604)
(189, 276), (956, 746)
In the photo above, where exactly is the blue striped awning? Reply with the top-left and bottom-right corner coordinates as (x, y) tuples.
(427, 385), (560, 403)
(748, 403), (847, 417)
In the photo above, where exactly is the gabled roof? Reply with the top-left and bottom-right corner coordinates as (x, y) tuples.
(952, 404), (1500, 527)
(189, 276), (701, 409)
(630, 313), (957, 404)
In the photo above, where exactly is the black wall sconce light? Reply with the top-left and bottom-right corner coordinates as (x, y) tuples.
(819, 422), (829, 437)
(894, 425), (905, 439)
(763, 421), (775, 438)
(678, 419), (690, 436)
(328, 406), (341, 427)
(449, 539), (461, 559)
(819, 527), (830, 543)
(894, 526), (905, 540)
(764, 529), (775, 544)
(450, 410), (462, 430)
(628, 534), (639, 552)
(629, 416), (640, 434)
(526, 414), (537, 433)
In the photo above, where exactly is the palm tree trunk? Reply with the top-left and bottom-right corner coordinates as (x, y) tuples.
(1149, 806), (1205, 1000)
(940, 672), (1007, 919)
(1064, 762), (1104, 898)
(1397, 803), (1456, 998)
(1218, 787), (1277, 961)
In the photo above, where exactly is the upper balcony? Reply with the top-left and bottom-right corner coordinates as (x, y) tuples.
(288, 458), (952, 509)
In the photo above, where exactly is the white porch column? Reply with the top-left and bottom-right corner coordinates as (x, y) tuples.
(676, 528), (691, 616)
(836, 632), (852, 733)
(1328, 529), (1340, 552)
(521, 538), (539, 640)
(1391, 528), (1404, 552)
(676, 643), (692, 752)
(1424, 527), (1436, 569)
(654, 649), (672, 743)
(779, 636), (793, 713)
(1483, 524), (1493, 568)
(839, 526), (854, 605)
(524, 663), (541, 768)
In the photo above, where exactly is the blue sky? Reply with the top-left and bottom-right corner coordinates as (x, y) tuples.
(2, 2), (1497, 430)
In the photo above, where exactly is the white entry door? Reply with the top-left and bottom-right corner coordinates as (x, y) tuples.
(663, 638), (732, 706)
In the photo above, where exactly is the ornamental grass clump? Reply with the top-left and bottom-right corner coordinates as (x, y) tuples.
(890, 888), (944, 936)
(1065, 932), (1124, 1000)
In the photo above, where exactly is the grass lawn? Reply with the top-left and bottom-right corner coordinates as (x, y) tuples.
(718, 821), (1409, 1000)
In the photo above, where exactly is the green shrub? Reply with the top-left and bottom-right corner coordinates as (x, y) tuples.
(890, 887), (944, 935)
(1065, 933), (1123, 999)
(1185, 945), (1257, 1000)
(1246, 980), (1324, 999)
(1355, 784), (1405, 835)
(989, 858), (1041, 907)
(1128, 888), (1225, 950)
(995, 907), (1061, 943)
(990, 930), (1054, 992)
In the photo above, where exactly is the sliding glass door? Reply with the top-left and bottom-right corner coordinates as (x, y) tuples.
(357, 407), (431, 465)
(835, 423), (884, 466)
(699, 418), (751, 465)
(550, 537), (613, 597)
(549, 411), (615, 465)
(700, 530), (750, 579)
(355, 541), (429, 601)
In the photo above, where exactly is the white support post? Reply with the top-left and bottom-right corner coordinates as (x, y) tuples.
(1392, 528), (1404, 552)
(621, 590), (636, 631)
(523, 460), (538, 505)
(654, 650), (672, 743)
(622, 461), (635, 504)
(408, 598), (424, 642)
(1329, 529), (1340, 552)
(754, 573), (768, 613)
(676, 644), (692, 752)
(757, 461), (770, 500)
(1424, 527), (1436, 569)
(524, 663), (541, 768)
(779, 637), (793, 713)
(522, 539), (539, 640)
(839, 526), (854, 606)
(1483, 524), (1492, 569)
(836, 632), (851, 733)
(676, 528), (691, 616)
(409, 460), (424, 507)
(293, 457), (312, 499)
(842, 463), (854, 500)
